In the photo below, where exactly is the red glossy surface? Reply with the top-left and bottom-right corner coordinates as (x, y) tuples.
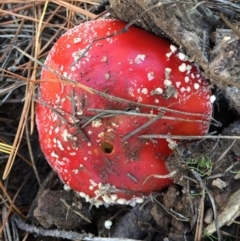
(36, 19), (212, 204)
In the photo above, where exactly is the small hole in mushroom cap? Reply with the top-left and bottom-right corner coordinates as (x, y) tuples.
(100, 142), (114, 154)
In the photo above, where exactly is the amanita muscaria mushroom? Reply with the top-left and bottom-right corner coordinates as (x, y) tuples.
(36, 19), (213, 207)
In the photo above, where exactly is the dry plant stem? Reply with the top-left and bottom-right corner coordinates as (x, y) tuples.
(213, 140), (236, 170)
(10, 217), (19, 241)
(152, 196), (189, 222)
(88, 108), (213, 126)
(139, 134), (240, 140)
(22, 234), (29, 241)
(2, 87), (32, 180)
(205, 173), (225, 180)
(0, 19), (24, 63)
(34, 98), (70, 124)
(38, 25), (65, 54)
(225, 162), (239, 174)
(0, 182), (24, 218)
(0, 197), (11, 211)
(0, 68), (27, 81)
(0, 138), (32, 167)
(51, 0), (97, 19)
(0, 2), (43, 18)
(183, 175), (198, 185)
(197, 0), (240, 13)
(220, 230), (240, 240)
(2, 206), (12, 241)
(2, 1), (48, 180)
(209, 138), (220, 159)
(194, 189), (205, 241)
(13, 46), (93, 93)
(0, 8), (60, 27)
(0, 1), (86, 31)
(32, 1), (49, 133)
(190, 169), (222, 241)
(219, 12), (240, 38)
(0, 82), (26, 97)
(25, 120), (41, 186)
(60, 198), (91, 224)
(69, 90), (89, 141)
(11, 214), (142, 241)
(88, 92), (212, 120)
(81, 112), (106, 128)
(0, 181), (26, 235)
(143, 170), (177, 186)
(12, 40), (35, 71)
(0, 143), (13, 155)
(122, 113), (164, 142)
(186, 180), (194, 217)
(37, 95), (89, 139)
(205, 189), (240, 236)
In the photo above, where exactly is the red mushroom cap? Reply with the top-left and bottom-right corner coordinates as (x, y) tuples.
(36, 19), (212, 207)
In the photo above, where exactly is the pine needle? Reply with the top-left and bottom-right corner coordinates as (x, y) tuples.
(0, 142), (13, 155)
